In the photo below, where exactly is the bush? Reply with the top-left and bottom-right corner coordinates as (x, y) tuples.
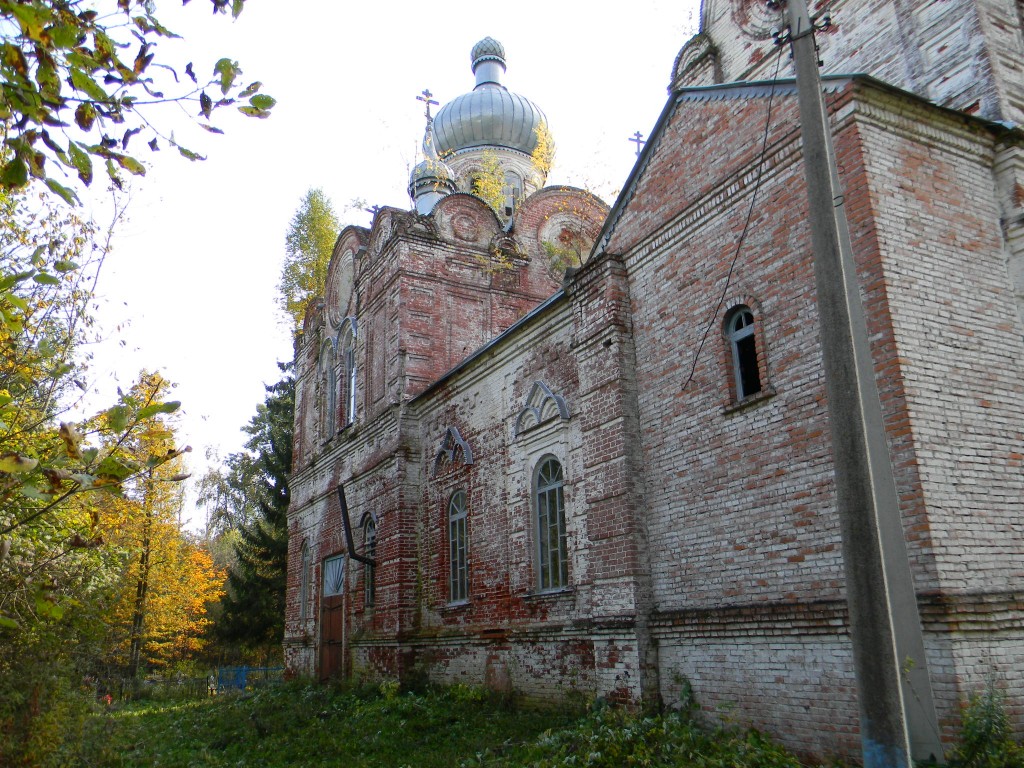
(948, 683), (1024, 768)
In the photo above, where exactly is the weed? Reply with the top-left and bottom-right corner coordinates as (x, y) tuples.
(948, 682), (1024, 768)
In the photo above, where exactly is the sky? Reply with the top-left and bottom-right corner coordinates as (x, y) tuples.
(77, 0), (703, 529)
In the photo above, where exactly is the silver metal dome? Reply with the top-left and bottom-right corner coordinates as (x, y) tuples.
(433, 38), (547, 157)
(409, 118), (456, 214)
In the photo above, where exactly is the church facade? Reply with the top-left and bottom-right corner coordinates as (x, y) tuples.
(285, 1), (1024, 759)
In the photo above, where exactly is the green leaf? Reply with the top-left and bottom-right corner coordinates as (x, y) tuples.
(238, 106), (270, 119)
(114, 154), (146, 176)
(20, 485), (52, 500)
(69, 67), (108, 102)
(68, 141), (93, 185)
(239, 81), (261, 98)
(10, 4), (50, 43)
(249, 94), (276, 110)
(32, 272), (60, 286)
(176, 145), (205, 162)
(71, 473), (95, 488)
(51, 24), (80, 49)
(214, 58), (239, 95)
(138, 401), (181, 420)
(0, 454), (38, 473)
(81, 447), (99, 464)
(34, 594), (64, 620)
(105, 405), (130, 432)
(6, 295), (28, 311)
(74, 102), (97, 131)
(44, 177), (78, 205)
(53, 260), (79, 273)
(0, 615), (18, 630)
(199, 124), (224, 134)
(1, 156), (29, 188)
(95, 455), (137, 483)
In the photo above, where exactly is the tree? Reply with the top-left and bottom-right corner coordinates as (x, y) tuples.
(210, 364), (292, 659)
(0, 0), (275, 202)
(471, 150), (507, 214)
(530, 120), (556, 182)
(100, 371), (223, 677)
(0, 365), (189, 766)
(195, 447), (260, 535)
(279, 188), (340, 330)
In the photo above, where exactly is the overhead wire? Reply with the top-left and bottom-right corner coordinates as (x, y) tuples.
(680, 41), (787, 394)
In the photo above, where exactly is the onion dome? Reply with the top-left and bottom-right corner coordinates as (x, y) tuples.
(409, 118), (456, 215)
(433, 37), (548, 157)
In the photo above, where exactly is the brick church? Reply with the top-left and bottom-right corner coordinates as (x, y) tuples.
(285, 0), (1024, 759)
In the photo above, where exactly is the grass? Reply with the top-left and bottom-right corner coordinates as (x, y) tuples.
(69, 681), (812, 768)
(73, 682), (579, 767)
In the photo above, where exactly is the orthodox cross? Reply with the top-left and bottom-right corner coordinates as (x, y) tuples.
(365, 204), (381, 218)
(629, 131), (646, 157)
(417, 88), (439, 120)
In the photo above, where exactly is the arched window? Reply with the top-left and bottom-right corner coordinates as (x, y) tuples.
(318, 342), (336, 441)
(299, 540), (311, 621)
(535, 456), (568, 591)
(726, 306), (762, 400)
(339, 320), (357, 428)
(448, 490), (469, 602)
(363, 518), (376, 607)
(503, 170), (523, 210)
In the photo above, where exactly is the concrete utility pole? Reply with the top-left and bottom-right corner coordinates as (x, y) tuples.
(780, 0), (944, 765)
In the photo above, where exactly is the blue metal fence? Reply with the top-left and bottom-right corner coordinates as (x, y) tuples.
(216, 665), (284, 693)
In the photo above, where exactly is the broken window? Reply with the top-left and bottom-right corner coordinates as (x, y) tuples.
(726, 306), (762, 400)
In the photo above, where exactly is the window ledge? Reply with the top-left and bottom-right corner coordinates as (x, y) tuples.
(441, 599), (471, 612)
(524, 586), (575, 601)
(722, 385), (776, 416)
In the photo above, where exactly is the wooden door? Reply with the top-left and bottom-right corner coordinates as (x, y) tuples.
(320, 593), (345, 681)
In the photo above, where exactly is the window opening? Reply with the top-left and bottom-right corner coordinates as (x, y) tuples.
(323, 554), (345, 597)
(363, 519), (376, 607)
(448, 490), (469, 602)
(728, 308), (762, 399)
(535, 457), (568, 591)
(319, 345), (336, 440)
(340, 322), (356, 427)
(299, 541), (311, 621)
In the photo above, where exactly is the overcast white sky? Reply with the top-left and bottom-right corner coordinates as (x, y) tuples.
(76, 0), (702, 529)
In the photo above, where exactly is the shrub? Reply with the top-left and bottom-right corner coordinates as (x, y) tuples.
(948, 683), (1024, 768)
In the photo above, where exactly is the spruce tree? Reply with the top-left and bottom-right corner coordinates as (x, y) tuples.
(216, 365), (294, 658)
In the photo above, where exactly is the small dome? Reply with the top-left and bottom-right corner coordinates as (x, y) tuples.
(471, 37), (506, 69)
(409, 118), (456, 214)
(410, 156), (454, 185)
(433, 38), (548, 157)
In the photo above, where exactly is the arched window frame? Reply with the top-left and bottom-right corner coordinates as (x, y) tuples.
(318, 340), (336, 441)
(362, 516), (376, 607)
(448, 490), (469, 603)
(503, 170), (523, 210)
(338, 318), (357, 428)
(725, 305), (763, 402)
(299, 540), (311, 622)
(534, 455), (568, 592)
